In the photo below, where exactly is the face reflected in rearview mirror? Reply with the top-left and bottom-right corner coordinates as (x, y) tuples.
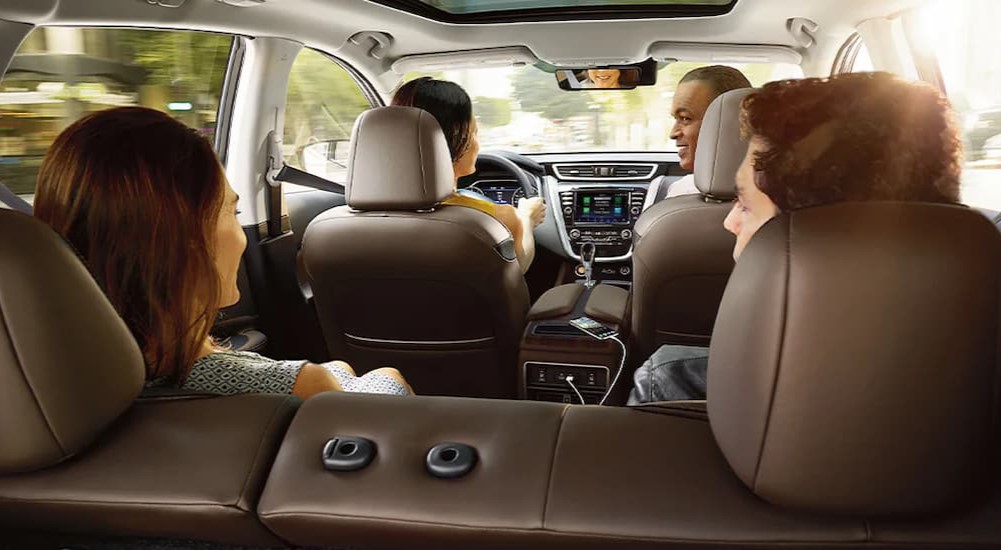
(556, 61), (656, 91)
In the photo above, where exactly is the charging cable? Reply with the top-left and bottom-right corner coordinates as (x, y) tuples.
(565, 375), (586, 405)
(599, 335), (627, 406)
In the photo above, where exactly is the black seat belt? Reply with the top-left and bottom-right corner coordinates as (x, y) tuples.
(0, 180), (32, 214)
(264, 131), (346, 239)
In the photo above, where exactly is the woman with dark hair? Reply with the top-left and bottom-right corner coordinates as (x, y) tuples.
(34, 106), (412, 398)
(629, 71), (963, 405)
(392, 77), (546, 273)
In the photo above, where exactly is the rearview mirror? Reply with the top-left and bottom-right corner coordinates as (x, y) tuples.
(555, 60), (657, 91)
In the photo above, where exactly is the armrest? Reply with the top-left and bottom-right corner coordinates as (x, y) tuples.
(527, 283), (585, 320)
(257, 393), (869, 548)
(583, 283), (629, 325)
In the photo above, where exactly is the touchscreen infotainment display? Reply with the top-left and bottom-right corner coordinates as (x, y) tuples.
(573, 191), (630, 225)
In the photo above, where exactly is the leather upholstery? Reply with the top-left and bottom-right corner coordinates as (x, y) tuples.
(0, 393), (298, 545)
(258, 388), (1001, 548)
(0, 210), (144, 474)
(631, 197), (734, 354)
(708, 202), (1001, 516)
(258, 392), (567, 548)
(345, 106), (454, 211)
(630, 89), (754, 358)
(528, 283), (585, 320)
(693, 88), (755, 200)
(583, 282), (630, 324)
(302, 108), (530, 399)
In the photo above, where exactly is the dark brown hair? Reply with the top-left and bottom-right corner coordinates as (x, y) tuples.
(740, 72), (962, 211)
(391, 77), (473, 161)
(679, 65), (752, 97)
(34, 106), (226, 383)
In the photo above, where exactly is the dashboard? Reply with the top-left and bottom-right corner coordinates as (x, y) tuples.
(464, 180), (525, 205)
(466, 153), (687, 284)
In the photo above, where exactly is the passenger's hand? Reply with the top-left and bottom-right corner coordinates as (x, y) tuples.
(517, 196), (546, 227)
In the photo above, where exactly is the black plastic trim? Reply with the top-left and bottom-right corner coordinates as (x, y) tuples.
(367, 0), (736, 24)
(215, 36), (247, 164)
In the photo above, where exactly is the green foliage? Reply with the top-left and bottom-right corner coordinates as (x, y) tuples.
(473, 96), (512, 127)
(511, 67), (593, 121)
(284, 49), (372, 153)
(110, 29), (231, 99)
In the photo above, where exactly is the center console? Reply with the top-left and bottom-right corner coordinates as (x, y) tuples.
(555, 186), (646, 262)
(545, 162), (667, 286)
(519, 282), (631, 405)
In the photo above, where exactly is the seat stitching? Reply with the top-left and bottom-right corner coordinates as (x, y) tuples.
(417, 111), (431, 205)
(709, 95), (727, 197)
(0, 280), (68, 456)
(751, 216), (791, 490)
(541, 404), (570, 530)
(234, 396), (296, 511)
(346, 111), (363, 205)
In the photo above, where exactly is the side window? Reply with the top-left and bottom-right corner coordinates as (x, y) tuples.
(833, 34), (874, 74)
(0, 28), (233, 196)
(283, 49), (374, 188)
(916, 0), (1001, 210)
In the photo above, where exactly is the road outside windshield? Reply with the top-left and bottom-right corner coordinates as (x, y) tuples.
(408, 62), (801, 154)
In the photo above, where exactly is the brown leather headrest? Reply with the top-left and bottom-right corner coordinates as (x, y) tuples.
(0, 210), (144, 474)
(707, 202), (1001, 516)
(345, 106), (455, 211)
(693, 88), (756, 201)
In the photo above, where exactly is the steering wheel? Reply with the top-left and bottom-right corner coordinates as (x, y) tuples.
(473, 151), (539, 200)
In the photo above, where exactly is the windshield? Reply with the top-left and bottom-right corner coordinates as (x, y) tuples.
(407, 61), (801, 154)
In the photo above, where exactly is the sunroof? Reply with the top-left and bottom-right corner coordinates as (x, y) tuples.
(371, 0), (737, 23)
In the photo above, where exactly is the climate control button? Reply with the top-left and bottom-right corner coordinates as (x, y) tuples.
(620, 229), (633, 240)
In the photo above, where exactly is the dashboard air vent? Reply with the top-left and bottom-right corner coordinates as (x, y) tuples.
(555, 165), (595, 178)
(554, 164), (656, 180)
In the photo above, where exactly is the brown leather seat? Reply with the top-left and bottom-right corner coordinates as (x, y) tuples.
(300, 106), (530, 398)
(260, 202), (1001, 549)
(0, 210), (297, 546)
(630, 88), (753, 359)
(708, 201), (1001, 517)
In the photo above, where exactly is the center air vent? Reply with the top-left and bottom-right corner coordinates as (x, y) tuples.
(554, 164), (657, 180)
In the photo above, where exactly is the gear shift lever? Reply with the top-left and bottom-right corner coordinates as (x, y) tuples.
(580, 242), (596, 288)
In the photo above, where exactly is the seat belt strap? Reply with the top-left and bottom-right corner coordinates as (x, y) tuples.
(0, 180), (32, 214)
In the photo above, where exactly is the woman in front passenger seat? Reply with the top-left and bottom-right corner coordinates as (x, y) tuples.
(391, 77), (547, 273)
(34, 106), (412, 399)
(629, 71), (964, 405)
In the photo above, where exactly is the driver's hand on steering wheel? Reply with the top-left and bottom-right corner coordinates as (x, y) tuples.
(517, 196), (547, 227)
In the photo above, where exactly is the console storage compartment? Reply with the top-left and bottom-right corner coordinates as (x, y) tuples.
(519, 283), (630, 405)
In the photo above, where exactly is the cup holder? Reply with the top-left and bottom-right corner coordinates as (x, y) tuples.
(322, 436), (376, 472)
(425, 442), (478, 479)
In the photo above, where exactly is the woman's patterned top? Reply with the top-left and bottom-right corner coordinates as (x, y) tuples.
(168, 350), (409, 396)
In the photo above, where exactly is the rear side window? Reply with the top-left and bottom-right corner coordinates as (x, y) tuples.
(0, 28), (233, 196)
(282, 48), (375, 190)
(915, 0), (1001, 210)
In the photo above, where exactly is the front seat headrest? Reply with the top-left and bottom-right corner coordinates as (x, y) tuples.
(0, 210), (144, 474)
(345, 106), (455, 211)
(693, 87), (756, 201)
(707, 202), (1001, 516)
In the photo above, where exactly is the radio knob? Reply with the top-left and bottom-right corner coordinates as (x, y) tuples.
(569, 229), (581, 239)
(563, 207), (573, 216)
(630, 206), (641, 216)
(620, 229), (633, 240)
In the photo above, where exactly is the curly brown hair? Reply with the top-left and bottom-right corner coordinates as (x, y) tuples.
(740, 72), (962, 211)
